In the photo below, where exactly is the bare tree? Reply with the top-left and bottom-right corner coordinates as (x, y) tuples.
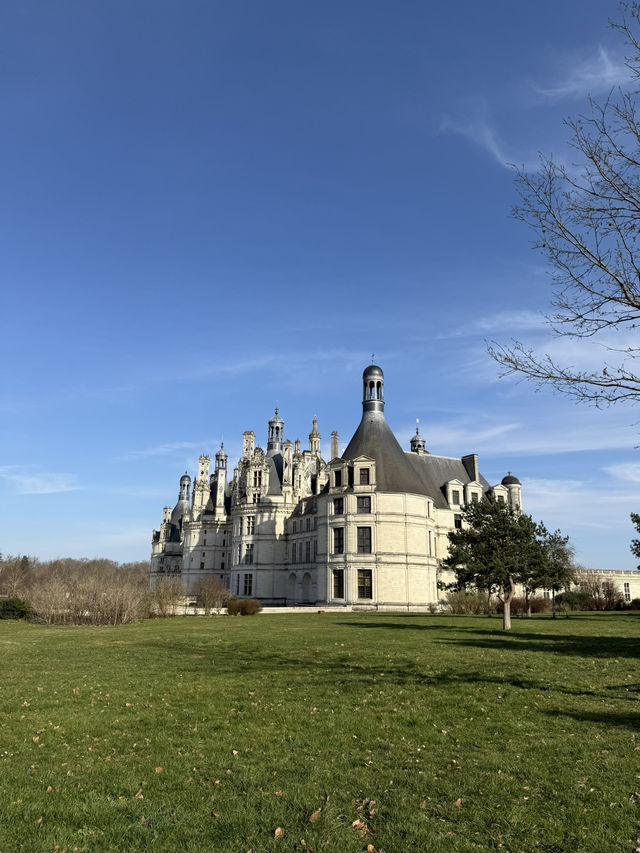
(194, 575), (229, 615)
(489, 5), (640, 406)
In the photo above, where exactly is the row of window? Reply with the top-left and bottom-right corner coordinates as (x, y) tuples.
(333, 467), (370, 488)
(332, 526), (371, 555)
(333, 496), (371, 515)
(291, 516), (317, 533)
(450, 489), (481, 506)
(331, 568), (372, 599)
(291, 540), (317, 563)
(236, 516), (256, 536)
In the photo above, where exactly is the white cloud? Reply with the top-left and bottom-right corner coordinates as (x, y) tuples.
(604, 462), (640, 484)
(439, 113), (514, 170)
(0, 466), (81, 495)
(534, 46), (630, 100)
(523, 476), (639, 531)
(440, 310), (546, 340)
(120, 440), (218, 461)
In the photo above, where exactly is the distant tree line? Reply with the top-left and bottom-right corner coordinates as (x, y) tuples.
(0, 555), (260, 624)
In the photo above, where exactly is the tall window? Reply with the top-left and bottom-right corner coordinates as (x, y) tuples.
(333, 498), (344, 515)
(334, 470), (342, 487)
(332, 569), (344, 599)
(236, 574), (240, 594)
(253, 471), (262, 488)
(357, 496), (371, 514)
(471, 492), (479, 503)
(359, 468), (370, 485)
(496, 494), (505, 504)
(292, 543), (296, 563)
(247, 516), (255, 534)
(333, 527), (344, 554)
(624, 582), (631, 602)
(454, 514), (462, 530)
(305, 517), (311, 531)
(358, 569), (372, 599)
(246, 543), (254, 564)
(451, 489), (460, 505)
(313, 539), (317, 560)
(237, 544), (242, 564)
(305, 540), (311, 562)
(243, 573), (253, 596)
(357, 527), (371, 554)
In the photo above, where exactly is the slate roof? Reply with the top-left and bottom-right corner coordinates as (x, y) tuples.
(342, 409), (490, 504)
(342, 410), (430, 496)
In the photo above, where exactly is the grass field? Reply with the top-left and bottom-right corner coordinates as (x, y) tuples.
(0, 612), (639, 853)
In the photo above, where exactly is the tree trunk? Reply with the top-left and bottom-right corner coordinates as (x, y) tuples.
(500, 577), (515, 631)
(552, 589), (556, 619)
(525, 587), (531, 618)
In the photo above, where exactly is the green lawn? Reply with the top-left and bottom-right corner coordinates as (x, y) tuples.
(1, 612), (638, 852)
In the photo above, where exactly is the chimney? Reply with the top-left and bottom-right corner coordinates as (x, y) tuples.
(331, 430), (339, 460)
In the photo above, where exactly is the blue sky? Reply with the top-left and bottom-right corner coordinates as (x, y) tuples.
(1, 0), (639, 570)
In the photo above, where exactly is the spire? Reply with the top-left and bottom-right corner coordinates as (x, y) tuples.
(309, 415), (320, 453)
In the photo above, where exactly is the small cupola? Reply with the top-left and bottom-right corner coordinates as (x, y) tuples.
(267, 408), (284, 455)
(362, 364), (384, 414)
(410, 420), (427, 455)
(215, 443), (228, 470)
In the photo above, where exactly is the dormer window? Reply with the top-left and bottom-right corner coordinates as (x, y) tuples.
(334, 470), (342, 488)
(359, 468), (370, 485)
(451, 489), (460, 505)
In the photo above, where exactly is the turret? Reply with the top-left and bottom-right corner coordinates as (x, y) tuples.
(192, 455), (211, 516)
(309, 416), (320, 454)
(214, 443), (227, 514)
(178, 472), (191, 502)
(410, 420), (426, 455)
(267, 409), (284, 455)
(362, 364), (384, 414)
(501, 473), (522, 511)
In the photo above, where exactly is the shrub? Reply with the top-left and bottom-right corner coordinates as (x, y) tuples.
(446, 590), (493, 615)
(0, 598), (33, 620)
(227, 597), (262, 616)
(629, 598), (640, 610)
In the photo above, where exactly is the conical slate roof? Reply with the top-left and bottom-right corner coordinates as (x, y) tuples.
(342, 409), (429, 496)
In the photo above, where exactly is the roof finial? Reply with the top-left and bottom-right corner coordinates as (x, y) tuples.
(371, 352), (375, 364)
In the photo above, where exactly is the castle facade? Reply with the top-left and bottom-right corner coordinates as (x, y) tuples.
(150, 365), (527, 608)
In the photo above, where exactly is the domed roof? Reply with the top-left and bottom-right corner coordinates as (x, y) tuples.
(363, 364), (384, 381)
(501, 473), (521, 486)
(269, 407), (284, 425)
(216, 443), (227, 458)
(180, 471), (191, 484)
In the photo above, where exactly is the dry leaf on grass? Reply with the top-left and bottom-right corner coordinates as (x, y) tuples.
(454, 798), (465, 807)
(155, 766), (163, 773)
(351, 819), (368, 835)
(274, 826), (285, 838)
(309, 808), (322, 822)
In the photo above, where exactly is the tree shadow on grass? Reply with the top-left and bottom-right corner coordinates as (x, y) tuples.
(545, 708), (640, 731)
(336, 619), (640, 659)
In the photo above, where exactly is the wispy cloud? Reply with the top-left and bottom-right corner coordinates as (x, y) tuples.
(604, 462), (640, 484)
(0, 466), (82, 495)
(523, 476), (639, 533)
(439, 113), (514, 170)
(119, 440), (217, 461)
(534, 46), (630, 100)
(440, 310), (546, 340)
